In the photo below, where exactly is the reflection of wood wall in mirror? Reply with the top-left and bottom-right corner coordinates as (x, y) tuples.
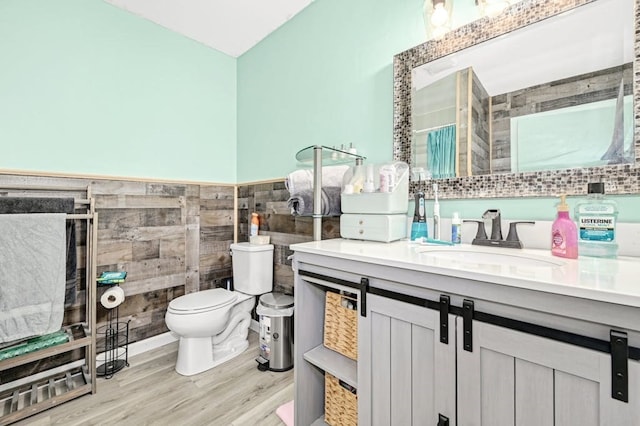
(491, 63), (633, 174)
(394, 0), (639, 198)
(467, 68), (491, 176)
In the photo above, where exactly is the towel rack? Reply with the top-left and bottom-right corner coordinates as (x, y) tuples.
(295, 146), (365, 241)
(0, 183), (98, 425)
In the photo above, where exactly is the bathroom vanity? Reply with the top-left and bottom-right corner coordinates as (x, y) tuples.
(292, 239), (640, 425)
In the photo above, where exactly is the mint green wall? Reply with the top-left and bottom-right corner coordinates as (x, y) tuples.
(236, 0), (425, 182)
(0, 0), (237, 183)
(414, 195), (639, 222)
(237, 0), (640, 222)
(3, 1), (639, 222)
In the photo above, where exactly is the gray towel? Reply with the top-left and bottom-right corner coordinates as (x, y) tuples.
(287, 187), (342, 217)
(0, 213), (67, 343)
(0, 197), (77, 307)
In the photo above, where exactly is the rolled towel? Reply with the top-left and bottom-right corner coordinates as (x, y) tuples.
(287, 187), (342, 217)
(285, 165), (349, 195)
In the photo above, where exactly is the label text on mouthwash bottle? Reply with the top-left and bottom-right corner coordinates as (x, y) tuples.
(578, 216), (615, 241)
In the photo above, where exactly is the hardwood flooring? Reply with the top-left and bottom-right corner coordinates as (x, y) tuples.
(16, 331), (293, 426)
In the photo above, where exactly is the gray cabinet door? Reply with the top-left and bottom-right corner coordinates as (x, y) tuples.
(358, 293), (456, 426)
(457, 318), (640, 426)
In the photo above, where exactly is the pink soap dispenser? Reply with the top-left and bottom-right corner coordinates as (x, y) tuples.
(551, 194), (578, 259)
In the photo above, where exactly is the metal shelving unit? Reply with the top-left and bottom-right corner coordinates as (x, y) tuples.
(294, 145), (365, 241)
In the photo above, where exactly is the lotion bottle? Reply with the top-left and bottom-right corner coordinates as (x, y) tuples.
(551, 195), (578, 259)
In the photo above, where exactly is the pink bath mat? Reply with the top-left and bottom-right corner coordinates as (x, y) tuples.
(276, 399), (294, 426)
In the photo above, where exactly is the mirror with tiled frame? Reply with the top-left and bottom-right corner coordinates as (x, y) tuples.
(393, 0), (640, 199)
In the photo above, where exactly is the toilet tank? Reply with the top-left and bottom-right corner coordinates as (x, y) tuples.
(230, 243), (274, 295)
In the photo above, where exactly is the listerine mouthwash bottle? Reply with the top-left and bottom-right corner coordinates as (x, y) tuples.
(574, 182), (618, 258)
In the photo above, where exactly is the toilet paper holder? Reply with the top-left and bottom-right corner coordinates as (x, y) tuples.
(96, 272), (130, 378)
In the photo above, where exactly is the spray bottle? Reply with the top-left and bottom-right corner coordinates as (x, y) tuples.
(250, 213), (259, 237)
(410, 192), (428, 241)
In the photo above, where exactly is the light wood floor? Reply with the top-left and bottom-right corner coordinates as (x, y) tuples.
(16, 331), (293, 426)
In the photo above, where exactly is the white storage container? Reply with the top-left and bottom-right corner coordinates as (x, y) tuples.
(340, 214), (407, 242)
(341, 162), (409, 214)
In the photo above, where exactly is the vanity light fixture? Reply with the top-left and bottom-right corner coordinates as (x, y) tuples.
(425, 0), (452, 39)
(476, 0), (514, 18)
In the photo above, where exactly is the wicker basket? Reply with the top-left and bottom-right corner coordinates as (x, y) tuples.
(325, 373), (357, 426)
(323, 291), (358, 360)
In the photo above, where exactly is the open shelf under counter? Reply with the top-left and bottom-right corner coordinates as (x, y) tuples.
(310, 417), (329, 426)
(303, 344), (357, 388)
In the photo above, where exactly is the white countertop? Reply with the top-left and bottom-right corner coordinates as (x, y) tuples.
(291, 239), (640, 308)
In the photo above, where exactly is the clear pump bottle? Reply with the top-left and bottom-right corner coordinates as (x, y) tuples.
(348, 158), (366, 194)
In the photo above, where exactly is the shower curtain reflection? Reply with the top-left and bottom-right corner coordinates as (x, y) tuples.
(427, 124), (456, 179)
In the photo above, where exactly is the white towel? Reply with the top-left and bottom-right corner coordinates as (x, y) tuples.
(0, 213), (66, 344)
(285, 165), (349, 195)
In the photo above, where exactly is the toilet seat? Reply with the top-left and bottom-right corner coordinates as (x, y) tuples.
(168, 288), (237, 314)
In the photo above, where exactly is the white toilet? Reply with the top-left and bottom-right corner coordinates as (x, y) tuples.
(165, 242), (273, 376)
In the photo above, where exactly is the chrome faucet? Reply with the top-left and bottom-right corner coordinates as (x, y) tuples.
(464, 209), (534, 249)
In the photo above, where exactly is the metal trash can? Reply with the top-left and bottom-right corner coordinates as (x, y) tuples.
(255, 292), (294, 372)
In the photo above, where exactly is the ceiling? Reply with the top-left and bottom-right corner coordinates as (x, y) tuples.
(104, 0), (314, 57)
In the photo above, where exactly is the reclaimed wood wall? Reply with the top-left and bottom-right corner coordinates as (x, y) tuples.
(0, 173), (235, 347)
(458, 67), (491, 177)
(93, 180), (235, 342)
(492, 63), (633, 173)
(470, 69), (491, 176)
(0, 172), (341, 359)
(237, 180), (340, 295)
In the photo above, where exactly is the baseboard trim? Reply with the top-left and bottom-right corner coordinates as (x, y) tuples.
(250, 319), (259, 333)
(128, 332), (179, 358)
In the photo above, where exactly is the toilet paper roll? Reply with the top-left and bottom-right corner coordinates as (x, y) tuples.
(100, 286), (125, 309)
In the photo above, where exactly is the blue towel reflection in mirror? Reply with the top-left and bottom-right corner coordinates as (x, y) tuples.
(427, 124), (457, 179)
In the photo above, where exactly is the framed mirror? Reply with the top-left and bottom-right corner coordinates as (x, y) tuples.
(393, 0), (640, 199)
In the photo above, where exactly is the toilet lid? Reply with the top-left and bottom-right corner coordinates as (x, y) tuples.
(169, 288), (237, 313)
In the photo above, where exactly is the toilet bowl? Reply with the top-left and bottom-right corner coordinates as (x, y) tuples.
(165, 242), (273, 376)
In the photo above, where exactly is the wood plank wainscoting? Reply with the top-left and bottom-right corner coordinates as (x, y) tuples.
(0, 173), (341, 355)
(236, 180), (340, 295)
(0, 172), (235, 351)
(1, 172), (340, 423)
